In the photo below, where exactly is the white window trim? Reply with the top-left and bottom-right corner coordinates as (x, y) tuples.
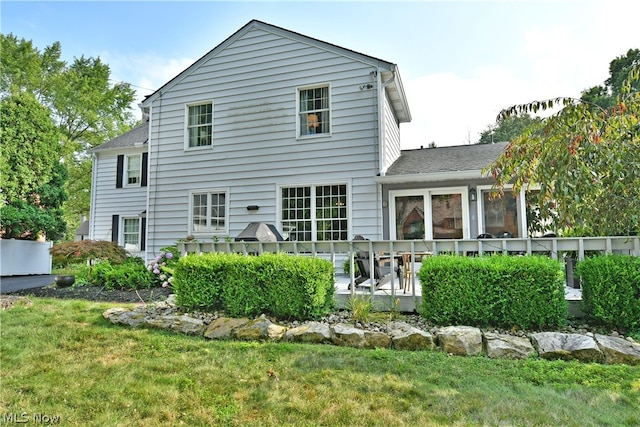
(476, 185), (527, 238)
(389, 187), (470, 240)
(296, 83), (332, 139)
(124, 154), (142, 188)
(188, 188), (229, 237)
(121, 217), (141, 252)
(277, 181), (351, 241)
(184, 100), (214, 151)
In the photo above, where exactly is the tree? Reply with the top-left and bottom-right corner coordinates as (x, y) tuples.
(477, 114), (542, 144)
(0, 34), (136, 238)
(0, 91), (68, 240)
(486, 61), (639, 236)
(581, 49), (640, 110)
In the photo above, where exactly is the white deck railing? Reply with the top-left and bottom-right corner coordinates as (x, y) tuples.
(176, 236), (639, 312)
(177, 236), (640, 261)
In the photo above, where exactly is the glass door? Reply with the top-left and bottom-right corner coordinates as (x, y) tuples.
(394, 195), (425, 240)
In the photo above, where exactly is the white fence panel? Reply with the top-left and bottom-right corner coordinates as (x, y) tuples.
(0, 239), (53, 276)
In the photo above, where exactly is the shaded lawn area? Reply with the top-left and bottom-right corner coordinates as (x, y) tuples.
(1, 298), (639, 427)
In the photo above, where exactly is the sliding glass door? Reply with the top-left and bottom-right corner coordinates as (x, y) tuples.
(391, 188), (470, 240)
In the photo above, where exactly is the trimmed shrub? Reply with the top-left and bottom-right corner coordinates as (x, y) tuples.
(50, 240), (128, 267)
(419, 255), (566, 329)
(576, 255), (640, 331)
(89, 258), (154, 290)
(173, 252), (335, 320)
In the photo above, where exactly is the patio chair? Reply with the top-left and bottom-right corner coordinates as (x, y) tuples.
(351, 251), (402, 291)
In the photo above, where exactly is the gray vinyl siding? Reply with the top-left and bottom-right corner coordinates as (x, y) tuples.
(382, 92), (401, 173)
(90, 148), (147, 254)
(145, 27), (388, 254)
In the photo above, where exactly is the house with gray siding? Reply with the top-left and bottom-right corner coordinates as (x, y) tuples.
(90, 20), (527, 259)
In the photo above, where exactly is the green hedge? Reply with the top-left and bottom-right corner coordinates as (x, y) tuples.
(173, 253), (335, 320)
(419, 255), (567, 329)
(89, 258), (154, 290)
(576, 255), (640, 331)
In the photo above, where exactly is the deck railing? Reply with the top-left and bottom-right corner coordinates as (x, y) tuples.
(177, 236), (640, 261)
(176, 236), (639, 312)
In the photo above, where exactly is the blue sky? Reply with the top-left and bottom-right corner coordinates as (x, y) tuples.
(3, 1), (639, 148)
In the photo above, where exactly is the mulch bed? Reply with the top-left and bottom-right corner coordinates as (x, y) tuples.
(6, 285), (173, 304)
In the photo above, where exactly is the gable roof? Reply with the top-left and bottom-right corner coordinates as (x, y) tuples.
(379, 142), (508, 183)
(91, 120), (149, 152)
(140, 19), (410, 122)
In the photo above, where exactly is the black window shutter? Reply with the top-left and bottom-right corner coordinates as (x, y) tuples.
(116, 155), (124, 188)
(141, 152), (148, 187)
(140, 217), (146, 251)
(111, 215), (119, 242)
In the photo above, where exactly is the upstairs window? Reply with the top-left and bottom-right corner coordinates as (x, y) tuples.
(186, 102), (213, 148)
(126, 154), (141, 186)
(298, 86), (330, 137)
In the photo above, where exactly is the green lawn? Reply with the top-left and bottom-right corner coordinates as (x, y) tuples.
(1, 298), (639, 426)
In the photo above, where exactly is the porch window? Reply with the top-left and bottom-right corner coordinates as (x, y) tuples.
(281, 184), (347, 241)
(392, 188), (470, 240)
(190, 191), (226, 234)
(186, 102), (213, 148)
(298, 86), (330, 137)
(480, 189), (520, 237)
(122, 218), (140, 251)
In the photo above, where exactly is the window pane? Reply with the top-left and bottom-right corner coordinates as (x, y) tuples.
(432, 194), (463, 239)
(192, 194), (208, 232)
(483, 190), (519, 238)
(123, 218), (139, 250)
(395, 195), (424, 240)
(126, 155), (141, 185)
(299, 87), (329, 136)
(188, 103), (212, 147)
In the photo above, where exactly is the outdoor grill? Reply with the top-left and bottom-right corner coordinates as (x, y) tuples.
(234, 222), (284, 242)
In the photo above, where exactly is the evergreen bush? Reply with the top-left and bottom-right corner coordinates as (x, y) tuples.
(174, 252), (335, 320)
(419, 255), (566, 329)
(576, 255), (640, 331)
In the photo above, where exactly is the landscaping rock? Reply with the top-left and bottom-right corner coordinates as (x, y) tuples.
(146, 314), (205, 335)
(331, 323), (366, 348)
(363, 330), (391, 349)
(103, 307), (146, 328)
(530, 332), (602, 363)
(234, 314), (287, 341)
(436, 326), (483, 356)
(387, 321), (435, 351)
(484, 332), (535, 359)
(204, 317), (250, 340)
(594, 334), (640, 365)
(285, 322), (332, 344)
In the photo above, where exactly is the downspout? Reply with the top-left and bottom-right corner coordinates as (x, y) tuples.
(144, 105), (152, 262)
(89, 152), (98, 240)
(377, 66), (397, 239)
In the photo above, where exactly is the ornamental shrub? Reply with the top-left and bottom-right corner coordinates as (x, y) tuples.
(50, 240), (127, 267)
(419, 255), (566, 329)
(173, 252), (335, 320)
(576, 255), (640, 331)
(90, 258), (154, 290)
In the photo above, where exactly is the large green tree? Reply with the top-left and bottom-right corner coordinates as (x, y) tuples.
(477, 114), (542, 144)
(486, 60), (639, 236)
(0, 91), (67, 240)
(580, 48), (640, 110)
(0, 34), (136, 238)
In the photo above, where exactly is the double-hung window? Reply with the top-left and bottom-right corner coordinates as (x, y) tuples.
(186, 102), (213, 148)
(126, 154), (141, 186)
(190, 190), (227, 234)
(122, 218), (140, 251)
(281, 184), (348, 241)
(298, 85), (330, 137)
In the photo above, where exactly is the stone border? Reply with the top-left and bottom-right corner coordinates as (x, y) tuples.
(103, 296), (640, 365)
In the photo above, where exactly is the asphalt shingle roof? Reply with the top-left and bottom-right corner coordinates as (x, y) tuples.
(386, 141), (508, 176)
(91, 120), (149, 152)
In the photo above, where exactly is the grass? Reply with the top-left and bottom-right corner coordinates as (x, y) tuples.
(1, 298), (639, 426)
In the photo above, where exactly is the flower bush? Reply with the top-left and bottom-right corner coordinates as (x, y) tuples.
(147, 246), (179, 288)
